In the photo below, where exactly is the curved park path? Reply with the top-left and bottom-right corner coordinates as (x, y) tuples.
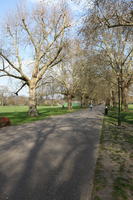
(0, 105), (104, 200)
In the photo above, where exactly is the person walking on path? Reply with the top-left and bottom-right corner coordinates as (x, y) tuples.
(89, 104), (93, 111)
(105, 105), (108, 115)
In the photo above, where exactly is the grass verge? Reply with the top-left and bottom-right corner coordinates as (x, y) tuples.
(107, 104), (133, 125)
(92, 106), (133, 200)
(0, 106), (81, 125)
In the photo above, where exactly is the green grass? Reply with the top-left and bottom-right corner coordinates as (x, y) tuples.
(0, 106), (80, 125)
(128, 104), (133, 110)
(107, 104), (133, 124)
(113, 177), (132, 200)
(92, 105), (133, 200)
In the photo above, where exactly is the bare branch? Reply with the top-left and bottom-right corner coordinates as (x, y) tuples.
(0, 52), (21, 74)
(22, 18), (38, 53)
(38, 46), (63, 80)
(122, 48), (133, 66)
(14, 83), (27, 96)
(108, 23), (133, 28)
(0, 68), (25, 80)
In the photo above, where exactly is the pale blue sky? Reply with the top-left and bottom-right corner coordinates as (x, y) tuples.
(0, 0), (17, 13)
(0, 0), (23, 17)
(0, 0), (87, 18)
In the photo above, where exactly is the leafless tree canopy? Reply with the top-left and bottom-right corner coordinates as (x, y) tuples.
(94, 0), (133, 27)
(0, 3), (70, 116)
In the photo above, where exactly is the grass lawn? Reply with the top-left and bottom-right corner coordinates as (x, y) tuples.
(129, 104), (133, 109)
(0, 106), (80, 125)
(92, 105), (133, 200)
(107, 104), (133, 125)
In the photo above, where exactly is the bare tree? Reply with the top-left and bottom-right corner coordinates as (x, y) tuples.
(91, 29), (132, 123)
(52, 62), (76, 110)
(46, 39), (83, 110)
(36, 75), (59, 106)
(99, 29), (133, 111)
(83, 0), (133, 30)
(94, 0), (133, 28)
(0, 85), (10, 106)
(0, 3), (70, 116)
(74, 57), (97, 107)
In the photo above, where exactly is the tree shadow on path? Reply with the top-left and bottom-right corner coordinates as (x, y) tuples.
(0, 112), (102, 200)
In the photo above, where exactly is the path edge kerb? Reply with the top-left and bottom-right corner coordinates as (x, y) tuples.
(88, 115), (104, 200)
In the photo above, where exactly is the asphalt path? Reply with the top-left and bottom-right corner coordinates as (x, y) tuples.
(0, 105), (104, 200)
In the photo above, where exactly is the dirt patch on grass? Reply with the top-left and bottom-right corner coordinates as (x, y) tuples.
(92, 119), (133, 200)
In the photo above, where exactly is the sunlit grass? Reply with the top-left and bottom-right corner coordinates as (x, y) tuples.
(0, 105), (80, 125)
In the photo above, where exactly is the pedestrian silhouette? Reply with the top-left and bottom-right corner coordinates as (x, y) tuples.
(90, 104), (93, 111)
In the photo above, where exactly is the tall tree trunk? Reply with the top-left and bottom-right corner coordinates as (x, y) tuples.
(51, 95), (54, 106)
(1, 95), (4, 106)
(82, 95), (86, 107)
(121, 87), (124, 111)
(28, 84), (38, 116)
(117, 76), (121, 126)
(80, 96), (83, 108)
(105, 97), (110, 106)
(67, 94), (72, 110)
(83, 95), (89, 108)
(123, 86), (128, 111)
(85, 97), (89, 107)
(111, 91), (117, 107)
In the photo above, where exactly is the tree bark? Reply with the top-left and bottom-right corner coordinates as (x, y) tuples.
(123, 86), (128, 111)
(82, 95), (86, 107)
(105, 97), (110, 106)
(121, 86), (124, 111)
(85, 97), (89, 107)
(82, 95), (89, 108)
(1, 94), (4, 106)
(117, 76), (121, 126)
(28, 84), (38, 116)
(80, 96), (83, 108)
(67, 94), (72, 110)
(111, 91), (117, 107)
